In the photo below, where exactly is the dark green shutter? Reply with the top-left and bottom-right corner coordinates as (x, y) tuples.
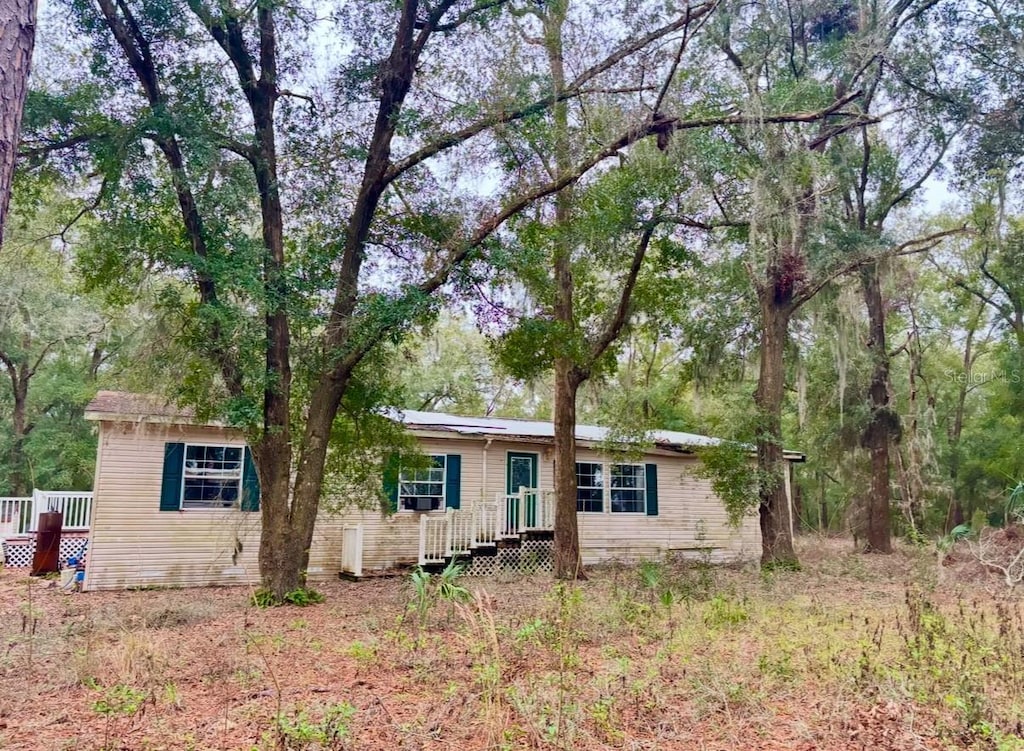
(645, 463), (659, 516)
(160, 442), (185, 511)
(241, 447), (261, 512)
(382, 453), (400, 513)
(445, 454), (462, 509)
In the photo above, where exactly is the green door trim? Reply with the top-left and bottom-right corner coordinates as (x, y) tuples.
(506, 451), (539, 494)
(507, 451), (540, 530)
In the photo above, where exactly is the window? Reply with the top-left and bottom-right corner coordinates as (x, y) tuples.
(576, 462), (604, 512)
(399, 455), (446, 511)
(610, 464), (646, 513)
(182, 444), (243, 509)
(160, 442), (259, 512)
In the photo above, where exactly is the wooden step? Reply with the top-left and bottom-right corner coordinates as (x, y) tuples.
(520, 529), (555, 541)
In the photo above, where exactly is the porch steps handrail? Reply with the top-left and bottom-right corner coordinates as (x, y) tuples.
(418, 491), (554, 565)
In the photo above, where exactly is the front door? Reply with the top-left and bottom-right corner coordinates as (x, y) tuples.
(506, 452), (539, 532)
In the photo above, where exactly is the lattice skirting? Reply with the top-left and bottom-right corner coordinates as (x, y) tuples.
(1, 536), (89, 569)
(465, 538), (553, 577)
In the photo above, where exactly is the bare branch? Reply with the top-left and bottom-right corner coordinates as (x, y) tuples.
(794, 226), (970, 309)
(387, 3), (718, 182)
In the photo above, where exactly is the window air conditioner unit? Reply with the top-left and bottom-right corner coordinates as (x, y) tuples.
(414, 497), (434, 511)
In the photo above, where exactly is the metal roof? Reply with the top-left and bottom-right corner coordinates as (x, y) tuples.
(84, 393), (806, 459)
(397, 409), (808, 460)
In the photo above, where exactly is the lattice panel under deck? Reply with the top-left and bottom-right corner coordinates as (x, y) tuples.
(1, 537), (89, 568)
(465, 538), (553, 577)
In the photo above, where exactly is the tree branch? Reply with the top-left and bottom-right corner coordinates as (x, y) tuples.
(794, 226), (970, 309)
(432, 0), (507, 32)
(387, 2), (718, 183)
(588, 222), (657, 366)
(18, 132), (99, 160)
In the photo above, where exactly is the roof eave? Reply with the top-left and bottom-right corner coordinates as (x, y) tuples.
(84, 410), (227, 428)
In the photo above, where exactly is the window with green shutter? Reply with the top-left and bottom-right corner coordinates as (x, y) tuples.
(160, 442), (185, 511)
(645, 463), (659, 516)
(382, 453), (401, 513)
(445, 454), (461, 509)
(610, 463), (647, 513)
(397, 455), (447, 511)
(241, 447), (261, 512)
(160, 441), (257, 511)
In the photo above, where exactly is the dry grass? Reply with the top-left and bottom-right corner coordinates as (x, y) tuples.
(1, 538), (1023, 750)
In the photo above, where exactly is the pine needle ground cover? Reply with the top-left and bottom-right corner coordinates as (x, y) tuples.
(1, 539), (1022, 751)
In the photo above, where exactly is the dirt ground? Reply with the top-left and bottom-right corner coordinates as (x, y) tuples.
(2, 538), (1022, 751)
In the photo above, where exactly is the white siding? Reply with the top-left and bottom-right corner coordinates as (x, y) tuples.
(572, 448), (760, 564)
(85, 423), (761, 590)
(344, 439), (760, 570)
(334, 438), (486, 570)
(85, 421), (262, 591)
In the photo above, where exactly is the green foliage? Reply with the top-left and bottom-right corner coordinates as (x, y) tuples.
(407, 559), (471, 626)
(437, 559), (471, 605)
(703, 595), (749, 628)
(693, 443), (761, 527)
(0, 203), (142, 493)
(269, 702), (356, 750)
(393, 313), (528, 416)
(92, 683), (147, 717)
(492, 318), (562, 381)
(938, 523), (972, 553)
(761, 558), (801, 573)
(251, 588), (324, 608)
(1007, 481), (1024, 524)
(408, 566), (433, 626)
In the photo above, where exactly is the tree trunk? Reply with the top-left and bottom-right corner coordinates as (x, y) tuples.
(544, 4), (587, 581)
(9, 366), (28, 495)
(946, 303), (982, 531)
(818, 472), (828, 532)
(553, 358), (584, 579)
(256, 440), (310, 596)
(754, 292), (798, 568)
(0, 0), (36, 246)
(859, 262), (893, 553)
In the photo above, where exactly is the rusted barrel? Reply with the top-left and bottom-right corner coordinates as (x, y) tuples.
(30, 511), (63, 576)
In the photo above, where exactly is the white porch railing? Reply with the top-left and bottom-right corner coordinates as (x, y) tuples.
(33, 490), (94, 532)
(0, 497), (32, 537)
(474, 500), (501, 546)
(419, 514), (449, 565)
(501, 487), (556, 536)
(417, 491), (554, 565)
(341, 524), (363, 578)
(0, 490), (93, 538)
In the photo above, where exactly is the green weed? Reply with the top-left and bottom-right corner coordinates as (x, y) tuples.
(266, 702), (357, 750)
(704, 595), (749, 628)
(251, 587), (325, 608)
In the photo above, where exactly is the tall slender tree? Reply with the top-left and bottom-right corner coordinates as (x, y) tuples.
(696, 0), (948, 566)
(0, 0), (36, 245)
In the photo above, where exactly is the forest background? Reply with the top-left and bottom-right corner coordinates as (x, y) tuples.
(2, 0), (1024, 595)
